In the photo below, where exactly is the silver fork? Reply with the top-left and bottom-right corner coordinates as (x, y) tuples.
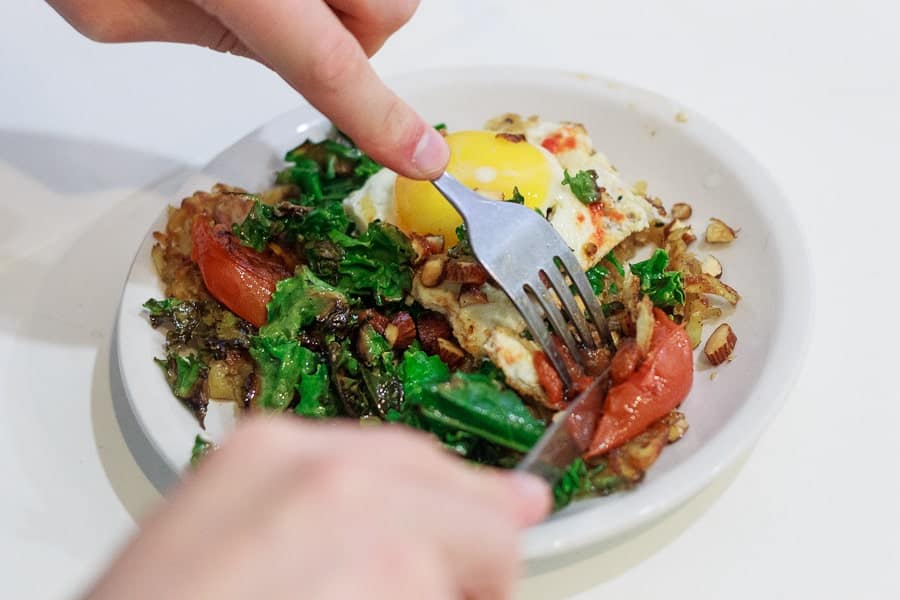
(431, 173), (615, 388)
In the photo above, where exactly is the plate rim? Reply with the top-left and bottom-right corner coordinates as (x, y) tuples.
(115, 65), (815, 562)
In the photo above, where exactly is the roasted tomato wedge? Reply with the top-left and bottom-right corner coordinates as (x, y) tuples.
(191, 217), (290, 327)
(585, 308), (693, 458)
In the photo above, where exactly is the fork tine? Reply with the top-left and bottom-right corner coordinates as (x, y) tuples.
(556, 252), (616, 349)
(511, 290), (574, 390)
(525, 280), (582, 362)
(541, 262), (596, 349)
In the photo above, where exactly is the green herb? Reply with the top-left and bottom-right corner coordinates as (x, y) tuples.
(154, 352), (205, 399)
(190, 435), (213, 467)
(584, 264), (609, 296)
(434, 123), (447, 131)
(552, 459), (624, 510)
(261, 266), (347, 339)
(143, 297), (182, 316)
(509, 186), (526, 205)
(605, 251), (625, 276)
(451, 222), (472, 257)
(630, 249), (685, 307)
(353, 156), (382, 178)
(561, 169), (601, 204)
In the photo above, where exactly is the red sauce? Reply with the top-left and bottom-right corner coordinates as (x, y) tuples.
(541, 130), (577, 154)
(606, 208), (626, 222)
(588, 202), (605, 247)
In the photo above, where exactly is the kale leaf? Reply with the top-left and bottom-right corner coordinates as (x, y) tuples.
(561, 169), (601, 204)
(397, 360), (545, 453)
(261, 266), (348, 339)
(327, 221), (414, 305)
(294, 346), (336, 418)
(630, 248), (685, 307)
(154, 352), (205, 399)
(190, 435), (213, 467)
(232, 201), (277, 252)
(249, 336), (305, 411)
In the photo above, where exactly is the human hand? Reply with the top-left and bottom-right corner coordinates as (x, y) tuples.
(48, 0), (450, 179)
(85, 417), (550, 599)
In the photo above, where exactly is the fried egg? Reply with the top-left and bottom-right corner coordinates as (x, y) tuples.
(343, 115), (660, 405)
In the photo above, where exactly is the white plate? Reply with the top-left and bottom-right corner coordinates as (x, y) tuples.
(116, 66), (812, 562)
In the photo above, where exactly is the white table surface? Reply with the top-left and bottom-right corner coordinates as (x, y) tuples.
(2, 1), (898, 598)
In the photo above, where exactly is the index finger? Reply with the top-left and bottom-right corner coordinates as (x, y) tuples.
(192, 0), (449, 179)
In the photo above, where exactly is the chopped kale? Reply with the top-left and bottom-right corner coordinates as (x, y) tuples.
(154, 352), (205, 400)
(249, 336), (306, 411)
(294, 347), (336, 418)
(190, 435), (213, 467)
(326, 221), (414, 305)
(552, 459), (624, 510)
(232, 201), (277, 252)
(261, 267), (348, 340)
(393, 350), (545, 454)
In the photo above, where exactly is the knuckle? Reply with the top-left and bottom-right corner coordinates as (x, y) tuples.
(210, 29), (241, 55)
(378, 96), (422, 153)
(309, 33), (365, 92)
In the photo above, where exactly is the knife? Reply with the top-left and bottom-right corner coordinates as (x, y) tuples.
(516, 368), (610, 486)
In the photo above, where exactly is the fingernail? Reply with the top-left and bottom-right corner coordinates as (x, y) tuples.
(411, 126), (450, 178)
(507, 472), (552, 524)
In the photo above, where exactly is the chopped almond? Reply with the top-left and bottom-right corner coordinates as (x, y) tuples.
(685, 273), (740, 305)
(704, 323), (737, 365)
(670, 202), (692, 220)
(701, 255), (723, 278)
(436, 338), (466, 368)
(385, 312), (416, 350)
(417, 311), (452, 354)
(635, 296), (655, 355)
(706, 218), (737, 243)
(419, 255), (447, 287)
(358, 309), (388, 335)
(444, 259), (488, 286)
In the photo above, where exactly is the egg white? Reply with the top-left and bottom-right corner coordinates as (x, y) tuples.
(343, 116), (661, 406)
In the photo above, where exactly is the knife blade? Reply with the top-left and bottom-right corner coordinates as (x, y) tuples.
(516, 368), (610, 486)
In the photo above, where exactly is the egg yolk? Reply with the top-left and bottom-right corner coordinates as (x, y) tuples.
(395, 130), (551, 244)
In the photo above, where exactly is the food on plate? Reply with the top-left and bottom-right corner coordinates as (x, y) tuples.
(145, 115), (741, 509)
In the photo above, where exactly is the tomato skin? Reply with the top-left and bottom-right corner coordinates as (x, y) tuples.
(585, 308), (693, 458)
(191, 218), (290, 327)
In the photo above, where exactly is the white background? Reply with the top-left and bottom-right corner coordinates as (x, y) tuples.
(2, 1), (898, 598)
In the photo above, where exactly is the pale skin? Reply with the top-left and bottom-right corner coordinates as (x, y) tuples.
(48, 1), (550, 597)
(47, 0), (450, 179)
(84, 418), (550, 599)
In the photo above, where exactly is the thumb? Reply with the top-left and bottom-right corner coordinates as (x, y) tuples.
(191, 0), (449, 179)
